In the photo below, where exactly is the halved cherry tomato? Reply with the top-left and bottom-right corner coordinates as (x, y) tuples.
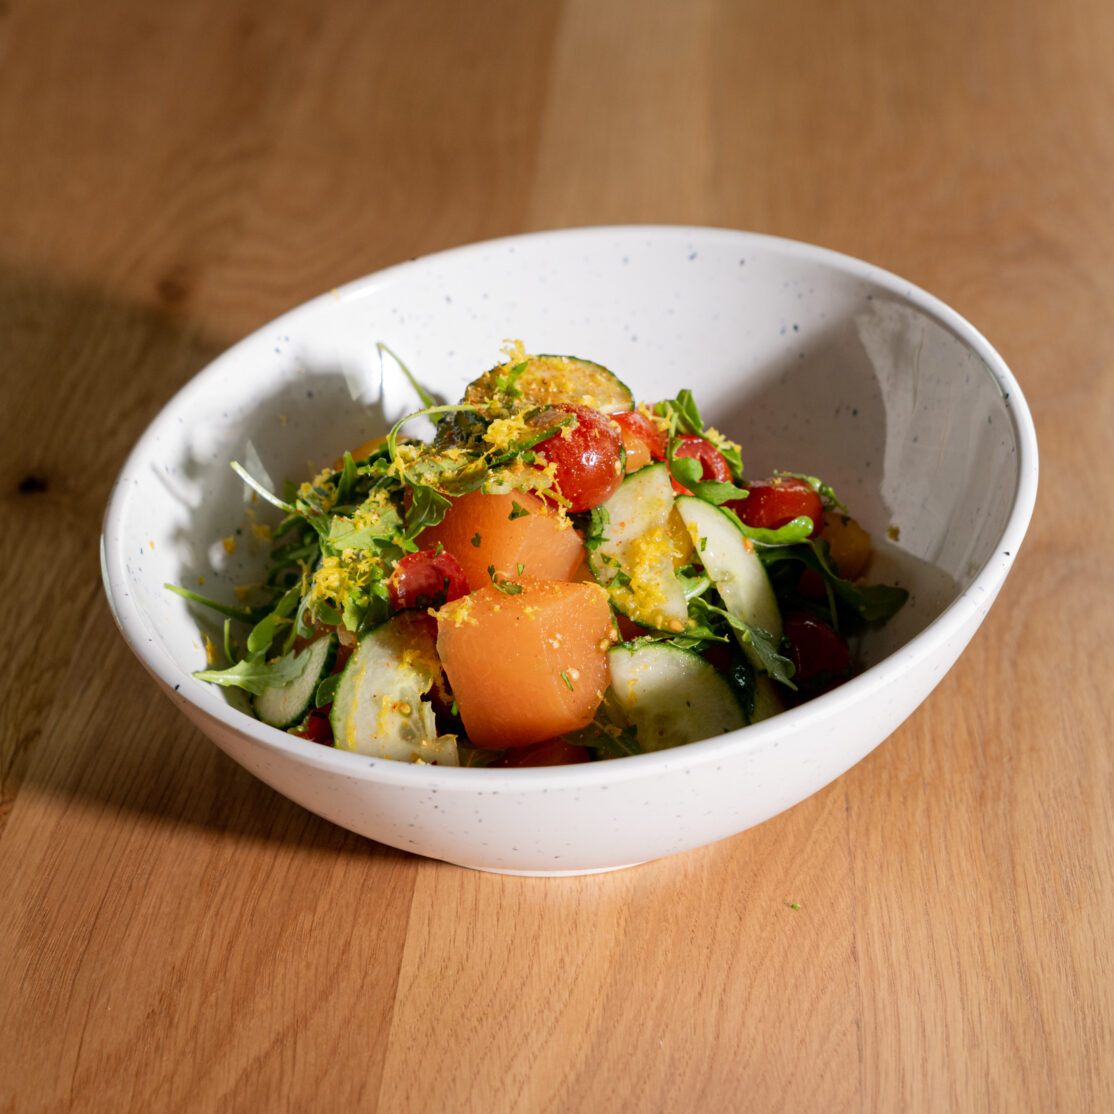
(730, 476), (823, 537)
(292, 710), (334, 745)
(503, 738), (592, 766)
(532, 404), (625, 511)
(699, 640), (735, 675)
(387, 548), (469, 611)
(783, 612), (852, 695)
(670, 434), (732, 493)
(611, 410), (667, 472)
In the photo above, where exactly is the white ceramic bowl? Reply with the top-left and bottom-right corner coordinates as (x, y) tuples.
(101, 226), (1038, 875)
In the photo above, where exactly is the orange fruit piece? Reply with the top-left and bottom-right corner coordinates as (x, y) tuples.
(435, 578), (613, 748)
(820, 512), (873, 580)
(416, 489), (584, 593)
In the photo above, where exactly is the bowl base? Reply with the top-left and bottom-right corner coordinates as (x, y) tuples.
(451, 860), (645, 877)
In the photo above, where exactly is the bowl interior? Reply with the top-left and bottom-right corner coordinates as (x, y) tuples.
(104, 227), (1032, 723)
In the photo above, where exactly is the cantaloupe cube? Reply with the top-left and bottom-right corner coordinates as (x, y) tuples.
(417, 490), (584, 593)
(435, 578), (613, 748)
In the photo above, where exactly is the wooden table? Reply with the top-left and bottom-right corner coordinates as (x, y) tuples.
(3, 1), (1111, 1110)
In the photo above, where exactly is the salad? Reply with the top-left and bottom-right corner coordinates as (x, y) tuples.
(175, 343), (907, 768)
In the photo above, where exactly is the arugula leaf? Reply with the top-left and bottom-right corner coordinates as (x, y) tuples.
(378, 342), (440, 411)
(832, 578), (909, 623)
(723, 614), (796, 686)
(335, 451), (359, 505)
(665, 426), (746, 503)
(386, 403), (482, 468)
(222, 618), (237, 666)
(405, 484), (451, 536)
(760, 539), (909, 624)
(669, 455), (704, 490)
(686, 479), (749, 505)
(583, 506), (610, 552)
(193, 645), (313, 696)
(313, 601), (343, 626)
(685, 590), (795, 686)
(325, 519), (397, 554)
(654, 389), (705, 436)
(245, 610), (284, 655)
(494, 360), (530, 398)
(313, 671), (341, 709)
(357, 593), (391, 635)
(231, 461), (298, 516)
(164, 583), (260, 624)
(562, 706), (644, 759)
(676, 567), (712, 600)
(715, 439), (744, 481)
(457, 745), (507, 768)
(341, 592), (369, 634)
(244, 583), (302, 655)
(719, 505), (815, 545)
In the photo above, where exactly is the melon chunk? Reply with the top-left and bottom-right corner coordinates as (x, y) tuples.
(435, 578), (613, 748)
(417, 489), (584, 593)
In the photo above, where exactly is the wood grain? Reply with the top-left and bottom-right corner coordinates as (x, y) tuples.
(2, 0), (1112, 1110)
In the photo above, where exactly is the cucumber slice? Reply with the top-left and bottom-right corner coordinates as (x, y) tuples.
(253, 634), (337, 728)
(588, 463), (691, 632)
(607, 640), (745, 751)
(330, 614), (458, 765)
(752, 672), (788, 723)
(675, 495), (783, 671)
(464, 354), (633, 413)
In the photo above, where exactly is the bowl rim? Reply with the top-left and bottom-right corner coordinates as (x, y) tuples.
(101, 224), (1039, 790)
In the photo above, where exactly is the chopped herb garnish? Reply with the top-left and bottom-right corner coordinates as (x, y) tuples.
(487, 564), (524, 594)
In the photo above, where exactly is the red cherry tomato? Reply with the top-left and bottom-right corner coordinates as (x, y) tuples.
(503, 738), (592, 766)
(699, 640), (735, 675)
(730, 476), (823, 537)
(292, 710), (334, 745)
(387, 548), (469, 611)
(532, 404), (624, 511)
(611, 410), (666, 471)
(670, 434), (733, 493)
(783, 612), (852, 695)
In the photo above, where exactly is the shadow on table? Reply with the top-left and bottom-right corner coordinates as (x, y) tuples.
(2, 262), (406, 862)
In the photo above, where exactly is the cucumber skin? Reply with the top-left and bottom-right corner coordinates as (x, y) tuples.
(253, 635), (336, 729)
(607, 640), (745, 751)
(476, 354), (633, 412)
(675, 495), (783, 670)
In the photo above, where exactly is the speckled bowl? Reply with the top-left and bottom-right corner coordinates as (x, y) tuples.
(101, 226), (1038, 875)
